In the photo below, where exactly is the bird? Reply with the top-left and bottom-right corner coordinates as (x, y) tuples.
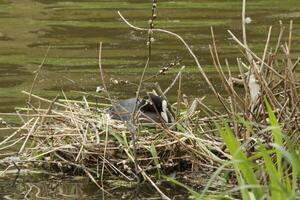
(108, 94), (173, 123)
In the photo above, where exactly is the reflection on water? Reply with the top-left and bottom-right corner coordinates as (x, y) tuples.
(0, 0), (299, 113)
(0, 0), (300, 198)
(0, 173), (188, 199)
(0, 175), (112, 199)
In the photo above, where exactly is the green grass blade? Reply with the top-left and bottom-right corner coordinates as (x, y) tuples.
(163, 176), (202, 199)
(236, 171), (251, 200)
(259, 143), (283, 200)
(265, 100), (283, 180)
(112, 133), (125, 146)
(149, 143), (161, 178)
(122, 132), (129, 148)
(270, 142), (300, 198)
(219, 124), (263, 199)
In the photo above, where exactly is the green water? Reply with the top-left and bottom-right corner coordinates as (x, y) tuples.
(0, 0), (300, 198)
(0, 0), (299, 113)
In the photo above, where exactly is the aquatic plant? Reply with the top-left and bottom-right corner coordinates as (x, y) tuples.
(0, 0), (299, 199)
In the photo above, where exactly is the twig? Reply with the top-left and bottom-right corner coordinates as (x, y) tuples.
(101, 117), (109, 185)
(260, 26), (272, 71)
(19, 117), (40, 154)
(0, 118), (34, 147)
(241, 0), (253, 62)
(28, 46), (50, 105)
(288, 20), (293, 51)
(118, 11), (218, 97)
(163, 65), (185, 95)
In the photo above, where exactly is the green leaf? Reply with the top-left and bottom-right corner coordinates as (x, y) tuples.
(149, 143), (161, 178)
(219, 124), (263, 199)
(163, 176), (202, 200)
(259, 143), (283, 200)
(265, 100), (283, 180)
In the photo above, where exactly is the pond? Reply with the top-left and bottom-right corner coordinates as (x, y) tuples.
(0, 0), (300, 199)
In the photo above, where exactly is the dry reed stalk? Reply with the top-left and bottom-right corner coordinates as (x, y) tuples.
(0, 118), (34, 147)
(241, 0), (253, 63)
(19, 117), (40, 154)
(117, 11), (219, 98)
(163, 65), (185, 95)
(176, 73), (182, 121)
(0, 137), (25, 151)
(209, 33), (244, 110)
(22, 91), (67, 108)
(260, 26), (272, 71)
(100, 116), (109, 185)
(28, 46), (50, 106)
(1, 1), (300, 198)
(228, 30), (284, 79)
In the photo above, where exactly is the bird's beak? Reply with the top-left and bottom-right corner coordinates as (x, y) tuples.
(161, 100), (170, 123)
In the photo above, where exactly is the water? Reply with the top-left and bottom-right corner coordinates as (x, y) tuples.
(0, 0), (300, 198)
(0, 173), (188, 199)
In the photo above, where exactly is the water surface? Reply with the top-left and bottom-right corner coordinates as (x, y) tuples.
(0, 0), (299, 113)
(0, 0), (300, 198)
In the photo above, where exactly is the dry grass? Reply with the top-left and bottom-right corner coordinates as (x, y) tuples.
(0, 0), (300, 199)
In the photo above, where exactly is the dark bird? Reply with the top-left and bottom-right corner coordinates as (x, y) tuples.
(108, 94), (173, 123)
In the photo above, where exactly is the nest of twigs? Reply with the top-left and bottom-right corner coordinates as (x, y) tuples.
(1, 92), (225, 187)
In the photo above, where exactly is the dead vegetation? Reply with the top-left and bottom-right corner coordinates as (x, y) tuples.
(0, 0), (299, 199)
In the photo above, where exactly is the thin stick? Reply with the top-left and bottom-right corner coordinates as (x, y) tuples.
(288, 20), (293, 51)
(118, 11), (218, 97)
(241, 0), (253, 62)
(0, 136), (25, 151)
(176, 73), (182, 121)
(98, 41), (140, 182)
(260, 26), (272, 71)
(274, 20), (285, 55)
(124, 149), (171, 200)
(128, 4), (159, 182)
(61, 90), (85, 143)
(163, 65), (185, 94)
(228, 30), (289, 81)
(0, 118), (34, 147)
(0, 165), (13, 177)
(132, 58), (150, 120)
(40, 96), (58, 125)
(101, 117), (109, 185)
(19, 117), (40, 154)
(98, 42), (109, 96)
(84, 168), (111, 195)
(28, 46), (50, 105)
(22, 91), (67, 108)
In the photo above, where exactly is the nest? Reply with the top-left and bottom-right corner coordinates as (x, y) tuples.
(0, 91), (225, 188)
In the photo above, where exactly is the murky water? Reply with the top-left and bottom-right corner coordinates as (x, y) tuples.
(0, 173), (189, 199)
(0, 0), (300, 198)
(0, 0), (299, 113)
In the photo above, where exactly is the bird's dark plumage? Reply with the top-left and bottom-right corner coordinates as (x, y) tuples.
(108, 94), (173, 123)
